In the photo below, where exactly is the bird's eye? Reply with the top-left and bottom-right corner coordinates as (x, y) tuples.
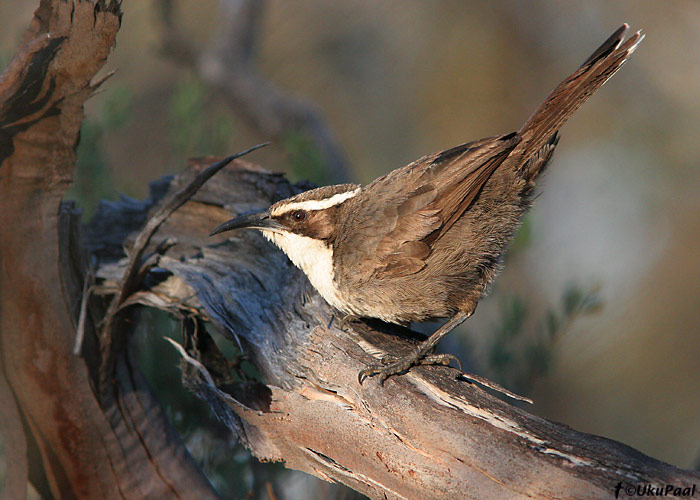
(292, 210), (307, 221)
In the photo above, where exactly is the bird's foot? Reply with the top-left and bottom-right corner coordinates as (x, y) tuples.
(358, 350), (462, 384)
(337, 313), (361, 332)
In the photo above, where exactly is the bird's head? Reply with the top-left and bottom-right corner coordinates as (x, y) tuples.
(210, 183), (361, 242)
(210, 184), (361, 309)
(211, 184), (361, 288)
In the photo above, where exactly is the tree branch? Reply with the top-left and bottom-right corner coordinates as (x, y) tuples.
(98, 142), (268, 394)
(158, 0), (353, 183)
(0, 362), (27, 500)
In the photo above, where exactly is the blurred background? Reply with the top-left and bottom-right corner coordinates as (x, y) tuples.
(1, 1), (699, 498)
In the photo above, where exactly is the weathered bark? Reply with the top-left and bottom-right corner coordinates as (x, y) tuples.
(0, 1), (220, 498)
(2, 1), (699, 500)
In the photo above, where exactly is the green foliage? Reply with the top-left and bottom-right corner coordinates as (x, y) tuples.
(487, 296), (527, 377)
(66, 85), (132, 216)
(485, 284), (603, 395)
(101, 85), (131, 129)
(282, 131), (328, 184)
(476, 217), (603, 397)
(505, 215), (533, 260)
(562, 285), (602, 317)
(168, 76), (235, 157)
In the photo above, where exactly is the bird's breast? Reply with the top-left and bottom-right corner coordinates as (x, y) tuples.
(262, 230), (353, 313)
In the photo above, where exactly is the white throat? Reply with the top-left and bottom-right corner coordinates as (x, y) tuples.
(262, 231), (347, 311)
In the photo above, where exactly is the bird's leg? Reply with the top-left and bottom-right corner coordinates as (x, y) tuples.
(358, 308), (473, 384)
(337, 313), (362, 332)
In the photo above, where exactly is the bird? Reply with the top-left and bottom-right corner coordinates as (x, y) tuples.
(211, 25), (643, 384)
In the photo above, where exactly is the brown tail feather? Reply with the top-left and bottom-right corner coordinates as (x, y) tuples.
(517, 24), (643, 162)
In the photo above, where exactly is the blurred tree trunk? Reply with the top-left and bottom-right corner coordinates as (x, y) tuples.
(1, 2), (699, 500)
(0, 1), (220, 498)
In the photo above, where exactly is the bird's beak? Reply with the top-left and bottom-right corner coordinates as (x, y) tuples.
(210, 211), (284, 236)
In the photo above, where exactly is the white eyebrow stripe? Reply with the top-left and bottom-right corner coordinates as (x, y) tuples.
(270, 187), (361, 215)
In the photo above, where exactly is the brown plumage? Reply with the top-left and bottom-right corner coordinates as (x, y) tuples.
(333, 25), (641, 325)
(211, 25), (643, 382)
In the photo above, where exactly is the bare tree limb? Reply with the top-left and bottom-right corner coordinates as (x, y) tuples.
(0, 362), (28, 500)
(98, 142), (268, 393)
(159, 0), (354, 183)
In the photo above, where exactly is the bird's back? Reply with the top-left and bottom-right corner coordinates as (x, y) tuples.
(331, 26), (642, 324)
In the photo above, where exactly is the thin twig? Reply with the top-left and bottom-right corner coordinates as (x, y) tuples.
(157, 0), (352, 183)
(265, 482), (278, 500)
(107, 142), (268, 313)
(458, 372), (533, 404)
(98, 143), (268, 388)
(164, 337), (217, 388)
(74, 264), (95, 355)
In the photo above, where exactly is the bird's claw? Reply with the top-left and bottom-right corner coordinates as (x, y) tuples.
(357, 350), (462, 384)
(338, 314), (361, 332)
(358, 356), (410, 385)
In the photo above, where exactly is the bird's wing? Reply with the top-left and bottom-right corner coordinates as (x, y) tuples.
(338, 133), (519, 278)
